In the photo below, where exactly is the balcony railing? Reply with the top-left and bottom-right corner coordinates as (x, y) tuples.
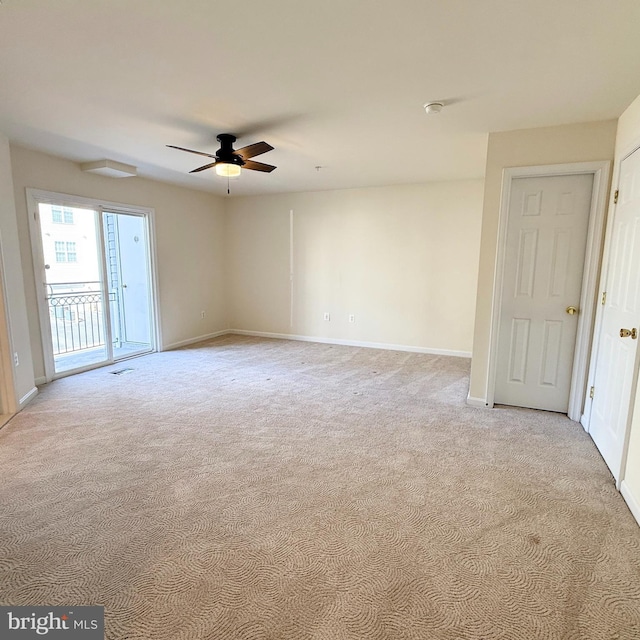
(46, 282), (116, 356)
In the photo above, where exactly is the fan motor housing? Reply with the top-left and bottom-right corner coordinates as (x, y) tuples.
(216, 134), (244, 165)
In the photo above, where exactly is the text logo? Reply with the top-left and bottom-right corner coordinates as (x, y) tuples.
(0, 607), (104, 639)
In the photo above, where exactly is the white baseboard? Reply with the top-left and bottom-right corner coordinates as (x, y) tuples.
(466, 394), (488, 408)
(35, 376), (47, 386)
(620, 480), (640, 527)
(230, 330), (471, 358)
(163, 330), (230, 351)
(19, 386), (38, 408)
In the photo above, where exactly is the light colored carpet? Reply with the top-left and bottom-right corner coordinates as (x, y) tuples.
(1, 335), (639, 639)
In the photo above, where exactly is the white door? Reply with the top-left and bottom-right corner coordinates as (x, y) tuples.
(495, 173), (594, 412)
(588, 148), (640, 479)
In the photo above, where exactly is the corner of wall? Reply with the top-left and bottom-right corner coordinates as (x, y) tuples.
(0, 134), (37, 411)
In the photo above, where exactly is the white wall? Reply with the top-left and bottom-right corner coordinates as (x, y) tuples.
(10, 146), (227, 381)
(226, 181), (484, 354)
(0, 134), (36, 408)
(617, 93), (640, 522)
(468, 120), (618, 402)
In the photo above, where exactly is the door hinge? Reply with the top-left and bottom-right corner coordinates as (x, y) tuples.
(614, 189), (619, 204)
(590, 386), (595, 399)
(601, 291), (607, 306)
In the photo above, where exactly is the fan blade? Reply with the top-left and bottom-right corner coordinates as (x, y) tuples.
(189, 162), (218, 173)
(167, 145), (217, 159)
(243, 160), (276, 173)
(235, 142), (274, 160)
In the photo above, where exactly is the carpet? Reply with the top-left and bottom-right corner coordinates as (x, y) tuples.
(1, 335), (639, 639)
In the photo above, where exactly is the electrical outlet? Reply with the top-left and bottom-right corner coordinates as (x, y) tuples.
(348, 314), (355, 323)
(323, 312), (330, 321)
(13, 352), (19, 366)
(201, 310), (206, 319)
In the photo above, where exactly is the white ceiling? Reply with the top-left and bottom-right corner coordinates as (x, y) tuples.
(1, 0), (639, 196)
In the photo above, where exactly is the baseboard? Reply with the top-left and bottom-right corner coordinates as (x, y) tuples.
(163, 330), (230, 351)
(19, 386), (38, 408)
(35, 376), (47, 386)
(466, 394), (488, 408)
(620, 481), (640, 527)
(230, 330), (471, 358)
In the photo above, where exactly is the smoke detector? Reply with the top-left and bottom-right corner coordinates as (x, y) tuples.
(423, 102), (444, 115)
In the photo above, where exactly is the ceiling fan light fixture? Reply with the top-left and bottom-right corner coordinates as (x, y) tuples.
(168, 133), (276, 178)
(215, 163), (242, 178)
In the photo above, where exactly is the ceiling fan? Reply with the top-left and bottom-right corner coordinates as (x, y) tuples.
(167, 133), (276, 178)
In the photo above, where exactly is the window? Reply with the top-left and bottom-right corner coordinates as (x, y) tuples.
(54, 241), (77, 263)
(52, 207), (74, 224)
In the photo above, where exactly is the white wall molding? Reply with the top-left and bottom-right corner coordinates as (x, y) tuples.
(163, 330), (230, 351)
(466, 394), (488, 408)
(18, 386), (38, 408)
(620, 481), (640, 527)
(231, 330), (471, 358)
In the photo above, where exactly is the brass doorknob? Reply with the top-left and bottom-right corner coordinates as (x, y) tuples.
(566, 306), (578, 315)
(620, 328), (638, 339)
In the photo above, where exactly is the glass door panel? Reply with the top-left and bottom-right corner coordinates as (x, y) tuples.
(103, 211), (153, 360)
(38, 203), (110, 374)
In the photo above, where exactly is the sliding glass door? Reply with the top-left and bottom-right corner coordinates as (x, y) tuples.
(31, 192), (156, 380)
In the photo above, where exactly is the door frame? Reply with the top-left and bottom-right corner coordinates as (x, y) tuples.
(486, 161), (610, 420)
(26, 188), (162, 382)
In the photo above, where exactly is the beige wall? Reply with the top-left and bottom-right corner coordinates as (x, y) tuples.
(226, 181), (484, 354)
(468, 120), (618, 402)
(0, 135), (36, 407)
(10, 146), (227, 381)
(617, 93), (640, 516)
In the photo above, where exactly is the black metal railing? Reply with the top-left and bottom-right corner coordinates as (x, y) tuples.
(46, 282), (114, 356)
